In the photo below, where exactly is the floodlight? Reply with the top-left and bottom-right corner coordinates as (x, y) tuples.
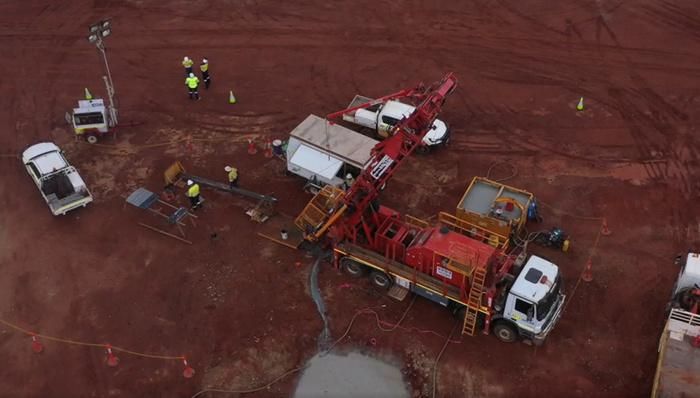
(88, 34), (99, 43)
(89, 24), (100, 33)
(101, 28), (111, 38)
(101, 20), (111, 30)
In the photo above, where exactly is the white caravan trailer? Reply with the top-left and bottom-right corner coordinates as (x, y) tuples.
(286, 114), (378, 193)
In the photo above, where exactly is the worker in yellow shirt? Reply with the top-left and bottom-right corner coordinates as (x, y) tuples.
(225, 166), (238, 188)
(182, 56), (194, 77)
(185, 73), (200, 100)
(186, 179), (202, 210)
(200, 58), (211, 89)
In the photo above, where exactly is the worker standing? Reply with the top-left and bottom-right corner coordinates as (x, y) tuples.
(186, 179), (202, 210)
(185, 73), (200, 100)
(200, 58), (211, 89)
(344, 173), (355, 190)
(225, 166), (238, 188)
(182, 56), (194, 77)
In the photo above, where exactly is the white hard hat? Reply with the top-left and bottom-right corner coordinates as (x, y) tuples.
(189, 72), (194, 78)
(224, 166), (232, 172)
(346, 173), (353, 179)
(184, 56), (189, 61)
(203, 58), (208, 63)
(187, 179), (193, 185)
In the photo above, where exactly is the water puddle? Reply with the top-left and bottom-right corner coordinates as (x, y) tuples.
(294, 352), (410, 398)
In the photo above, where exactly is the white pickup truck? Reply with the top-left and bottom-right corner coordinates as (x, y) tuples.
(342, 95), (450, 150)
(22, 142), (93, 215)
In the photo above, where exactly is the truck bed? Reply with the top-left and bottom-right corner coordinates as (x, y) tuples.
(47, 191), (92, 215)
(652, 309), (700, 398)
(347, 95), (373, 109)
(336, 242), (464, 303)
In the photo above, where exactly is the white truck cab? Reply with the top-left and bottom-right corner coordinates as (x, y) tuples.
(343, 96), (450, 149)
(494, 255), (566, 345)
(22, 142), (93, 215)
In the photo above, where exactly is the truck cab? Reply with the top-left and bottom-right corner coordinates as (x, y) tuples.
(344, 96), (450, 149)
(495, 256), (566, 345)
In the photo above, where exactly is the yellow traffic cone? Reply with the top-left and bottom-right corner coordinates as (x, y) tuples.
(576, 97), (584, 111)
(84, 88), (93, 100)
(229, 90), (236, 104)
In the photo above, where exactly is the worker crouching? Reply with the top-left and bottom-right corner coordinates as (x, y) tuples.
(186, 179), (202, 210)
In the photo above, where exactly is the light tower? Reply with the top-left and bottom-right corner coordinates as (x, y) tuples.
(87, 19), (118, 126)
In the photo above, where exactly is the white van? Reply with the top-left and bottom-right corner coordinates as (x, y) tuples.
(286, 115), (379, 193)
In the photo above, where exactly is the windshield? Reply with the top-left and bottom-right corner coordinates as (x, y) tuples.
(536, 276), (560, 321)
(74, 112), (104, 126)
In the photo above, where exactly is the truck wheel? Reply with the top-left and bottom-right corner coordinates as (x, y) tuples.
(369, 271), (392, 290)
(493, 322), (518, 343)
(340, 258), (367, 278)
(86, 134), (98, 144)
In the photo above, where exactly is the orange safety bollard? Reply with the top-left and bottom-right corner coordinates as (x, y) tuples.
(105, 345), (120, 367)
(581, 258), (594, 283)
(600, 218), (611, 236)
(182, 358), (195, 378)
(184, 135), (193, 154)
(31, 335), (44, 353)
(247, 138), (257, 155)
(264, 138), (273, 158)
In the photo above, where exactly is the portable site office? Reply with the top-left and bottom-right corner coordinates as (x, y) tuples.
(286, 114), (379, 188)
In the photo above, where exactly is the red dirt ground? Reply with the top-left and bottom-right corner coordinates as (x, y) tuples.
(1, 1), (699, 397)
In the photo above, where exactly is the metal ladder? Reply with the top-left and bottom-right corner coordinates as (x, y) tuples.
(462, 266), (486, 336)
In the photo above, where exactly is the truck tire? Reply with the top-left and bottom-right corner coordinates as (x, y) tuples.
(369, 270), (392, 290)
(493, 321), (518, 343)
(340, 258), (367, 278)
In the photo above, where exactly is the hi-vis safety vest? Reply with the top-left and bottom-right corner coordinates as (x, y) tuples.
(187, 184), (200, 197)
(228, 168), (238, 182)
(182, 58), (194, 68)
(185, 76), (199, 88)
(200, 63), (209, 73)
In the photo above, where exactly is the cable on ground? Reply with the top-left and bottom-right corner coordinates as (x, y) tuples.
(485, 161), (518, 182)
(0, 318), (185, 360)
(432, 321), (460, 398)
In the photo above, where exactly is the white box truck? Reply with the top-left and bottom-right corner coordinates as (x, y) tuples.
(286, 115), (378, 193)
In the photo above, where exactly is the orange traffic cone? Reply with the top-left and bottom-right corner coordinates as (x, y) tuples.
(601, 218), (611, 236)
(264, 138), (273, 158)
(581, 258), (593, 283)
(247, 138), (257, 155)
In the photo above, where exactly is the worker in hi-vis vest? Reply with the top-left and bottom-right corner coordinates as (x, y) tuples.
(186, 179), (202, 209)
(225, 166), (238, 188)
(200, 58), (211, 89)
(185, 73), (200, 100)
(182, 56), (194, 77)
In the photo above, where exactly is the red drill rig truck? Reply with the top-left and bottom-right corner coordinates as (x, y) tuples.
(295, 73), (565, 344)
